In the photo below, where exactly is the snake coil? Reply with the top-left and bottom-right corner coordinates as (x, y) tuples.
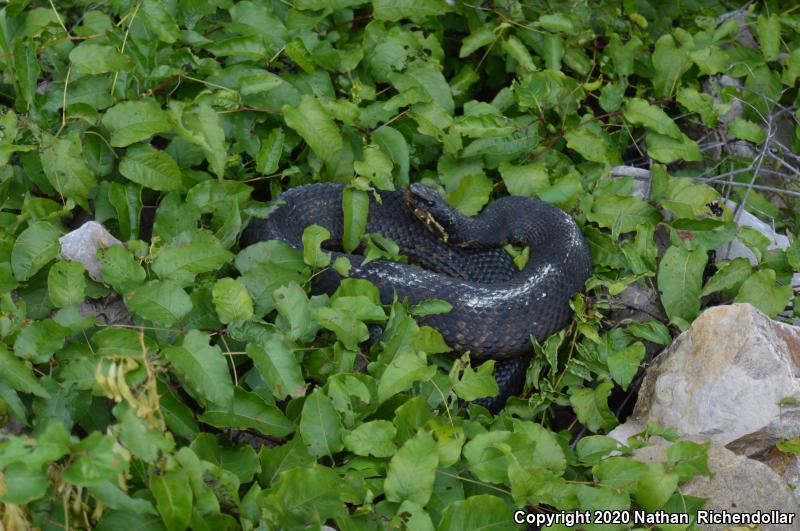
(242, 183), (592, 411)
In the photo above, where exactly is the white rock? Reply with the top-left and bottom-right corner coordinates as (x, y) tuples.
(633, 443), (799, 530)
(611, 303), (800, 456)
(58, 221), (123, 281)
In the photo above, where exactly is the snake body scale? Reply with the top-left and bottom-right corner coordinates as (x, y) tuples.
(242, 183), (592, 411)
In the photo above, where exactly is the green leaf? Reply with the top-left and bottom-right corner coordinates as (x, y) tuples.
(384, 430), (438, 505)
(626, 321), (671, 345)
(569, 380), (617, 433)
(282, 95), (343, 171)
(40, 131), (96, 207)
(607, 342), (645, 390)
(168, 101), (227, 179)
(246, 334), (306, 400)
(0, 344), (51, 398)
(437, 494), (510, 531)
(446, 173), (493, 216)
(47, 260), (85, 307)
(140, 0), (180, 43)
(459, 27), (495, 58)
(273, 282), (316, 342)
(199, 387), (293, 437)
(623, 98), (682, 139)
(453, 360), (498, 401)
(657, 245), (707, 326)
(587, 194), (661, 236)
(645, 131), (702, 163)
(565, 123), (621, 165)
(119, 144), (182, 191)
(63, 432), (129, 486)
(576, 435), (620, 465)
(727, 118), (766, 144)
(676, 87), (717, 128)
(98, 245), (147, 294)
(757, 13), (780, 62)
(152, 238), (234, 283)
(702, 257), (752, 297)
(502, 35), (537, 73)
(212, 277), (253, 324)
(734, 269), (792, 317)
(342, 187), (369, 253)
(102, 99), (172, 147)
(125, 280), (193, 325)
(662, 178), (720, 219)
(373, 126), (410, 187)
(11, 221), (61, 282)
(13, 319), (69, 363)
(499, 161), (549, 197)
(299, 389), (344, 457)
(377, 349), (437, 402)
(372, 0), (450, 23)
(255, 128), (284, 175)
(354, 145), (395, 190)
(410, 299), (452, 317)
(69, 43), (131, 74)
(205, 35), (267, 61)
(0, 463), (50, 504)
(260, 465), (345, 525)
(302, 224), (332, 268)
(343, 420), (397, 457)
(285, 37), (316, 74)
(634, 463), (679, 511)
(151, 469), (192, 531)
(163, 330), (234, 409)
(12, 38), (39, 111)
(651, 34), (690, 97)
(90, 481), (157, 515)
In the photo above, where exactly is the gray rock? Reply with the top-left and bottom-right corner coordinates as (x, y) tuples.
(58, 221), (123, 281)
(612, 303), (800, 456)
(634, 443), (799, 530)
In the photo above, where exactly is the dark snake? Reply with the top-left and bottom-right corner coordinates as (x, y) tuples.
(242, 183), (592, 412)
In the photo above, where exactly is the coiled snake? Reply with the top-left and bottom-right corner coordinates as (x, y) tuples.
(242, 183), (592, 411)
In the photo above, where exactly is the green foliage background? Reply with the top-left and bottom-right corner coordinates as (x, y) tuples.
(0, 0), (799, 529)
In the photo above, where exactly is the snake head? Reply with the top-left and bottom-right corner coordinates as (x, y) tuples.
(405, 183), (460, 244)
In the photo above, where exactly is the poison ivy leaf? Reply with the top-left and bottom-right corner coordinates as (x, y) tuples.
(626, 321), (671, 345)
(576, 436), (620, 466)
(13, 319), (69, 363)
(162, 330), (233, 409)
(102, 99), (172, 148)
(565, 122), (621, 165)
(354, 145), (395, 190)
(273, 282), (316, 342)
(299, 389), (344, 457)
(459, 27), (495, 58)
(701, 257), (752, 297)
(260, 465), (345, 525)
(651, 34), (690, 97)
(0, 463), (50, 504)
(676, 87), (717, 127)
(734, 269), (792, 317)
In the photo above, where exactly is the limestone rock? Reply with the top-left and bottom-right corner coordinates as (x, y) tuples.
(634, 443), (799, 530)
(619, 303), (800, 456)
(58, 221), (123, 281)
